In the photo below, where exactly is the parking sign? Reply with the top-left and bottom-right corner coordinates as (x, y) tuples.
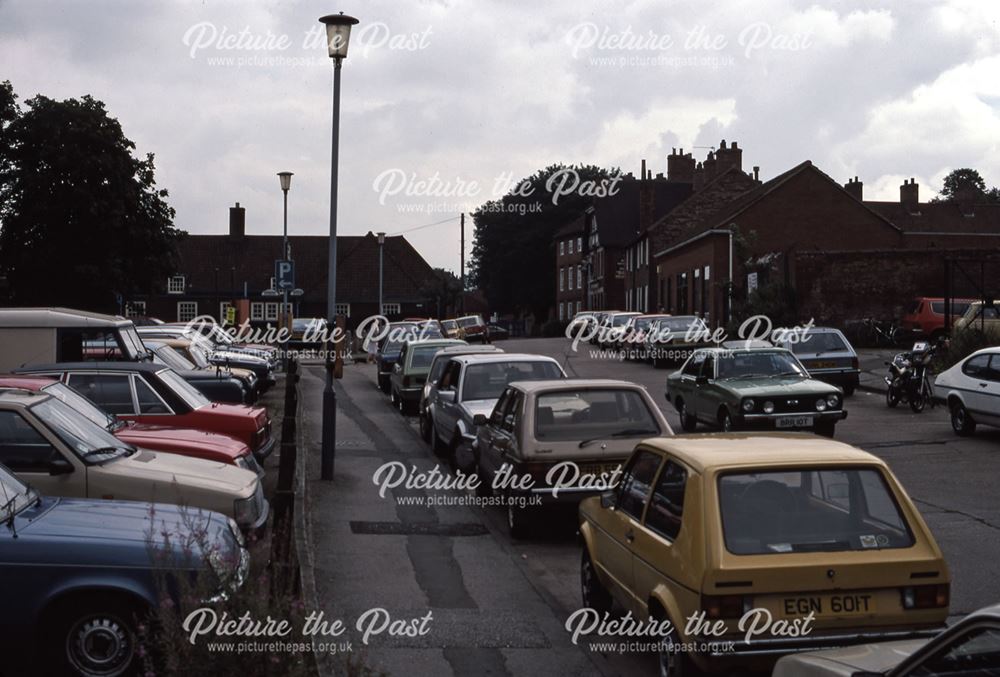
(276, 259), (295, 290)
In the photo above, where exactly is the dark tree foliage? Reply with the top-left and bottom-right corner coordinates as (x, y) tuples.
(932, 168), (1000, 204)
(0, 81), (182, 310)
(419, 267), (464, 318)
(469, 164), (616, 321)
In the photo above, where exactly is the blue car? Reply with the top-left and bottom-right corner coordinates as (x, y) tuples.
(0, 461), (248, 677)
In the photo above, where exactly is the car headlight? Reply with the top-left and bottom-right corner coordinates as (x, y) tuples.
(815, 398), (828, 412)
(826, 394), (839, 408)
(763, 400), (775, 414)
(233, 485), (262, 527)
(742, 399), (755, 413)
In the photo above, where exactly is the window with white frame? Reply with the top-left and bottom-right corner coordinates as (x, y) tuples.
(251, 302), (264, 321)
(576, 301), (582, 314)
(577, 236), (582, 252)
(382, 303), (401, 316)
(265, 302), (279, 321)
(577, 264), (583, 290)
(167, 276), (185, 294)
(559, 302), (564, 320)
(568, 239), (574, 255)
(126, 301), (146, 317)
(219, 302), (234, 324)
(559, 241), (565, 256)
(335, 303), (350, 317)
(568, 266), (574, 290)
(177, 301), (197, 322)
(559, 267), (565, 291)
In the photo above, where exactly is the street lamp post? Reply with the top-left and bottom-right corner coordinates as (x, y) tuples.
(277, 171), (293, 368)
(377, 232), (385, 317)
(319, 11), (359, 481)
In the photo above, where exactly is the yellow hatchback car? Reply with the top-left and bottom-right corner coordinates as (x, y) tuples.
(578, 434), (950, 676)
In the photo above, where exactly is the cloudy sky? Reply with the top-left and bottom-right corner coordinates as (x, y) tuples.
(2, 0), (998, 272)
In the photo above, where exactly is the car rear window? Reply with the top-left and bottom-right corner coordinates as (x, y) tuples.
(409, 345), (444, 369)
(718, 468), (915, 555)
(535, 389), (659, 441)
(462, 361), (563, 401)
(791, 331), (848, 355)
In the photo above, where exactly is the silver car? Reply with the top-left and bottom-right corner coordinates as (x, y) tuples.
(428, 353), (566, 463)
(777, 326), (860, 396)
(419, 344), (503, 443)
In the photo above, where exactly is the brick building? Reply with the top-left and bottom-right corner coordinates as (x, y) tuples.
(136, 203), (440, 328)
(554, 216), (585, 320)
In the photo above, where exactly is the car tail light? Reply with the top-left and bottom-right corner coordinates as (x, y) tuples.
(901, 584), (949, 609)
(702, 594), (752, 619)
(851, 357), (859, 370)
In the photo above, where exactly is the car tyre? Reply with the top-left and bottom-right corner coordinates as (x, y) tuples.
(44, 596), (143, 677)
(419, 412), (432, 443)
(580, 550), (612, 614)
(431, 420), (448, 457)
(719, 409), (734, 433)
(950, 401), (976, 436)
(658, 635), (700, 677)
(843, 384), (856, 397)
(677, 399), (697, 432)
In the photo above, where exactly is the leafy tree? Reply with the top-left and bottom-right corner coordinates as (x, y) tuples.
(469, 163), (616, 322)
(419, 267), (463, 318)
(932, 168), (1000, 204)
(0, 81), (182, 310)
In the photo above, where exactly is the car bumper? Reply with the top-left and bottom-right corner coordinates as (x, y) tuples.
(246, 498), (270, 538)
(254, 435), (276, 462)
(398, 386), (423, 402)
(807, 369), (861, 389)
(739, 410), (847, 429)
(509, 485), (603, 506)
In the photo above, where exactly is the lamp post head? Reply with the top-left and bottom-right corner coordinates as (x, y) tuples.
(278, 171), (293, 192)
(319, 12), (360, 60)
(377, 231), (385, 245)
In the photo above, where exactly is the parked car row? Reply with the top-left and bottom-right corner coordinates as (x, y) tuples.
(371, 318), (964, 675)
(0, 307), (285, 675)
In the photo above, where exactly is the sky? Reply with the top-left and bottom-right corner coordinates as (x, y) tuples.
(1, 0), (998, 273)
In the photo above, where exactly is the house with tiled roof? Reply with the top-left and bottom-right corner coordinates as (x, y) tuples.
(136, 203), (439, 328)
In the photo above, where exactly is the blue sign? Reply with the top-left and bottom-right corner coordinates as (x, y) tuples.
(275, 259), (295, 290)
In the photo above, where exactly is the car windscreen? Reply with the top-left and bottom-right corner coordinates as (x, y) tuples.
(612, 314), (636, 327)
(791, 332), (848, 355)
(718, 468), (915, 555)
(717, 351), (807, 379)
(535, 389), (659, 441)
(185, 342), (213, 369)
(119, 326), (149, 359)
(157, 369), (210, 409)
(932, 301), (971, 315)
(655, 317), (707, 337)
(461, 361), (564, 401)
(457, 317), (482, 328)
(0, 462), (34, 515)
(153, 345), (197, 371)
(410, 345), (444, 370)
(30, 397), (131, 462)
(41, 382), (115, 429)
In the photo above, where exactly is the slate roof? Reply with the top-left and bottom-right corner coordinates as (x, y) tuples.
(172, 232), (437, 303)
(865, 201), (1000, 235)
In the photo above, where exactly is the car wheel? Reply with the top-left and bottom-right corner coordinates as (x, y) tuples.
(580, 550), (612, 614)
(45, 597), (142, 677)
(719, 409), (734, 432)
(390, 389), (399, 408)
(843, 384), (856, 397)
(658, 637), (699, 677)
(419, 412), (432, 443)
(475, 464), (493, 497)
(886, 384), (900, 408)
(677, 400), (697, 433)
(950, 401), (977, 436)
(379, 375), (390, 394)
(431, 421), (447, 457)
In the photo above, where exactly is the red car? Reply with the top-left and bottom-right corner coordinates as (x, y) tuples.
(14, 362), (275, 461)
(0, 375), (263, 475)
(901, 297), (975, 339)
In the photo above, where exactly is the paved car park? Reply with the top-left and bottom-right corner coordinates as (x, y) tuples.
(304, 335), (1000, 676)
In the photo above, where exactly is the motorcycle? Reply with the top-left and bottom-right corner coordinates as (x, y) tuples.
(885, 340), (938, 413)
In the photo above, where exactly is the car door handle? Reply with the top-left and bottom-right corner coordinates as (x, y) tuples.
(980, 382), (989, 388)
(625, 529), (635, 543)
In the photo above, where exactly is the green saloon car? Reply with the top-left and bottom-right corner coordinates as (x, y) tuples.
(665, 346), (848, 437)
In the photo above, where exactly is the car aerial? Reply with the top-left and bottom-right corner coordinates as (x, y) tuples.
(145, 336), (260, 402)
(389, 338), (466, 415)
(455, 314), (489, 343)
(645, 314), (713, 368)
(14, 362), (275, 462)
(579, 434), (950, 677)
(953, 300), (1000, 337)
(136, 325), (276, 389)
(596, 311), (641, 349)
(428, 353), (566, 464)
(934, 347), (1000, 436)
(777, 327), (861, 396)
(0, 389), (268, 533)
(666, 346), (847, 437)
(418, 344), (504, 443)
(142, 339), (249, 404)
(615, 313), (671, 359)
(473, 379), (672, 537)
(0, 459), (249, 677)
(772, 602), (1000, 676)
(0, 375), (263, 476)
(900, 297), (975, 341)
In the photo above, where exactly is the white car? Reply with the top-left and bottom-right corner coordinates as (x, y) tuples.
(934, 347), (1000, 436)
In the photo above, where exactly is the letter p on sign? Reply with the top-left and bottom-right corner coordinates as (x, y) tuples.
(276, 259), (295, 289)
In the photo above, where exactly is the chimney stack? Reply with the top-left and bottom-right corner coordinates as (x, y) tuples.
(693, 162), (705, 191)
(900, 178), (919, 213)
(714, 139), (743, 174)
(641, 159), (647, 182)
(229, 202), (246, 238)
(667, 147), (696, 184)
(753, 166), (760, 183)
(702, 151), (717, 183)
(845, 176), (863, 201)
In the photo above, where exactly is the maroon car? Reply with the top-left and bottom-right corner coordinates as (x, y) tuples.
(0, 375), (263, 475)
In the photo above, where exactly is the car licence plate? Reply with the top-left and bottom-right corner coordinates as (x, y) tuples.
(579, 462), (622, 477)
(808, 361), (836, 369)
(782, 593), (876, 617)
(776, 415), (814, 428)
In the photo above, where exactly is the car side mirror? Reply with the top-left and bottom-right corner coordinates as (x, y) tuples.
(438, 390), (456, 403)
(473, 414), (487, 426)
(600, 490), (616, 510)
(696, 375), (709, 385)
(48, 457), (74, 476)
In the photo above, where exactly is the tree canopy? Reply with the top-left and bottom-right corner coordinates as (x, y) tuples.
(469, 163), (616, 321)
(0, 80), (182, 310)
(933, 168), (1000, 204)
